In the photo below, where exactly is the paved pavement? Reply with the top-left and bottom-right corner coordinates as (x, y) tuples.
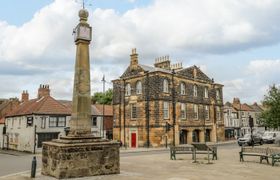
(2, 141), (280, 180)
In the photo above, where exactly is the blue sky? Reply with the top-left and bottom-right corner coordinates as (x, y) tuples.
(0, 0), (152, 25)
(0, 0), (280, 104)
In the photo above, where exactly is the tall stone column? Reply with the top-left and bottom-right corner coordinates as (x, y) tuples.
(187, 130), (193, 144)
(68, 9), (92, 137)
(42, 8), (120, 179)
(199, 130), (205, 143)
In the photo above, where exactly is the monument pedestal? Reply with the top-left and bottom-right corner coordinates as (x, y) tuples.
(42, 137), (120, 179)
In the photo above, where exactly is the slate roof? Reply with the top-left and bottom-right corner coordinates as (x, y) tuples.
(250, 103), (264, 112)
(177, 66), (212, 82)
(120, 63), (212, 83)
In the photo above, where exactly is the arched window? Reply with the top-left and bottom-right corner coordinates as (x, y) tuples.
(205, 105), (209, 120)
(193, 104), (198, 120)
(163, 79), (169, 93)
(216, 89), (220, 100)
(180, 83), (186, 95)
(180, 103), (186, 119)
(136, 81), (142, 95)
(204, 87), (208, 98)
(193, 85), (197, 97)
(125, 83), (131, 96)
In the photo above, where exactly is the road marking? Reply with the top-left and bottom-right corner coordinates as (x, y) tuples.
(0, 169), (41, 179)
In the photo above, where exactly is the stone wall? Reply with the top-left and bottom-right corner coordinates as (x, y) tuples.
(42, 141), (120, 179)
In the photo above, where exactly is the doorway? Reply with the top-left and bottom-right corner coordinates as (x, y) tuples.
(192, 130), (199, 142)
(180, 130), (188, 144)
(131, 133), (137, 148)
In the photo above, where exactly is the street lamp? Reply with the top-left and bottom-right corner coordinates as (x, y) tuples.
(102, 75), (106, 139)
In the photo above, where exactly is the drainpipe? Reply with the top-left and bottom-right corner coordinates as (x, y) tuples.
(172, 70), (176, 146)
(118, 83), (122, 143)
(123, 79), (126, 149)
(145, 71), (150, 148)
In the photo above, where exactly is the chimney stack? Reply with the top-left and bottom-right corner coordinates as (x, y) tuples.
(21, 90), (29, 102)
(154, 55), (171, 70)
(233, 98), (241, 105)
(38, 84), (50, 99)
(130, 48), (138, 70)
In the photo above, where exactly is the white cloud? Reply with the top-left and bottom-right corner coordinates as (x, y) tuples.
(247, 59), (280, 75)
(1, 0), (280, 101)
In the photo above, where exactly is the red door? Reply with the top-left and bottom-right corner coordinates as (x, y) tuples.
(131, 133), (136, 148)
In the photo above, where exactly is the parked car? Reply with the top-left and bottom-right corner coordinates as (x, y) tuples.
(262, 131), (277, 144)
(238, 134), (263, 146)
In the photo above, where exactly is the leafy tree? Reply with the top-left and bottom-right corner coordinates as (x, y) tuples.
(91, 88), (113, 105)
(260, 85), (280, 129)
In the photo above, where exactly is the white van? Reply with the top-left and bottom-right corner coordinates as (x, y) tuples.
(262, 131), (278, 144)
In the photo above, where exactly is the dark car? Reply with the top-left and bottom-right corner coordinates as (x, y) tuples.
(238, 134), (263, 146)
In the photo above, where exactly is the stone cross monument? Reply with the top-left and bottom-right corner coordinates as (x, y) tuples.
(69, 8), (92, 137)
(41, 8), (120, 179)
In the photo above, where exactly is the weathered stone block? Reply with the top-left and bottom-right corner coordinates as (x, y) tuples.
(42, 139), (120, 179)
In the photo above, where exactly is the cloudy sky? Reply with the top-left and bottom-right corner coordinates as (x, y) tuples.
(0, 0), (280, 104)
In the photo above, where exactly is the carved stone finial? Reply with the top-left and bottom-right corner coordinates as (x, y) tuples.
(79, 9), (89, 22)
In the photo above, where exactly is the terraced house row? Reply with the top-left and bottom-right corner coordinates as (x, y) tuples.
(113, 49), (225, 148)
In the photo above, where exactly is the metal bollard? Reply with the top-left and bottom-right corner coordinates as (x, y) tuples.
(31, 156), (37, 178)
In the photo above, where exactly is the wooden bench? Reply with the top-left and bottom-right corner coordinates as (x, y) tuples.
(192, 143), (218, 163)
(239, 146), (269, 164)
(170, 145), (194, 160)
(267, 147), (280, 166)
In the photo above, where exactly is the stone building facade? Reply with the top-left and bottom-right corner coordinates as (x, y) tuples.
(224, 98), (265, 138)
(113, 49), (224, 148)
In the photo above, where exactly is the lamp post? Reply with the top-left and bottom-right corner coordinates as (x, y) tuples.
(102, 75), (106, 138)
(171, 70), (176, 146)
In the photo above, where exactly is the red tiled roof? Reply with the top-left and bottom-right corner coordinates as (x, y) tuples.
(94, 104), (113, 116)
(233, 103), (254, 111)
(6, 96), (71, 117)
(0, 117), (4, 124)
(58, 100), (104, 116)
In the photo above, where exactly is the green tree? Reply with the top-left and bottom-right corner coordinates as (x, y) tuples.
(91, 88), (113, 104)
(260, 85), (280, 129)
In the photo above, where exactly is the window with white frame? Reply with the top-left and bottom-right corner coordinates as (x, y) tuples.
(41, 117), (46, 129)
(216, 106), (221, 121)
(92, 117), (97, 126)
(180, 83), (186, 95)
(18, 117), (21, 128)
(125, 83), (131, 96)
(193, 85), (198, 97)
(205, 105), (209, 120)
(49, 116), (66, 127)
(180, 103), (186, 119)
(204, 87), (208, 98)
(136, 81), (142, 95)
(163, 79), (169, 93)
(194, 104), (198, 120)
(216, 89), (220, 100)
(131, 104), (137, 119)
(163, 101), (169, 119)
